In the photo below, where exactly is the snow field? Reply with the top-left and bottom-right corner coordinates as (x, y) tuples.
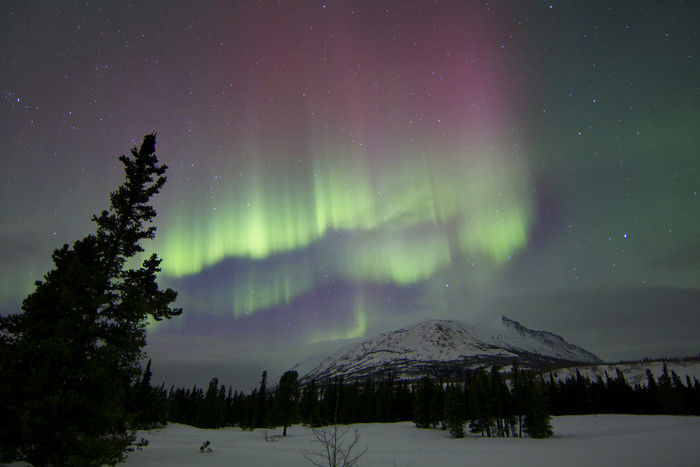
(123, 415), (700, 466)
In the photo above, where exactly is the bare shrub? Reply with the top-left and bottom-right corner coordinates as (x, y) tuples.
(302, 423), (367, 467)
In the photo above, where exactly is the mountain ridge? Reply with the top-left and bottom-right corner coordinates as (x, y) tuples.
(298, 316), (603, 384)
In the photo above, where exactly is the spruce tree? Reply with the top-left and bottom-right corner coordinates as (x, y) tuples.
(360, 378), (376, 423)
(375, 377), (395, 422)
(444, 385), (468, 438)
(430, 381), (446, 430)
(342, 382), (362, 424)
(511, 366), (527, 437)
(522, 374), (553, 439)
(0, 134), (181, 466)
(129, 358), (167, 429)
(199, 378), (227, 428)
(644, 368), (660, 413)
(413, 376), (437, 428)
(300, 379), (319, 426)
(657, 363), (684, 414)
(489, 367), (511, 437)
(270, 370), (300, 436)
(255, 370), (269, 428)
(468, 368), (494, 437)
(395, 382), (413, 422)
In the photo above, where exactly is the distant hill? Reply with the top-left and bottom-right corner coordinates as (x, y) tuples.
(547, 358), (700, 386)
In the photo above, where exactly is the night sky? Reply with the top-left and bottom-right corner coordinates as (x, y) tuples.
(2, 1), (699, 390)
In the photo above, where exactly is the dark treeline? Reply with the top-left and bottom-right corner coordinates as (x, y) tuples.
(545, 363), (700, 416)
(133, 362), (700, 440)
(135, 366), (553, 439)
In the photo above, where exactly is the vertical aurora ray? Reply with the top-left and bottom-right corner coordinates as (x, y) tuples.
(155, 140), (534, 316)
(311, 144), (377, 234)
(159, 144), (535, 268)
(337, 226), (452, 285)
(229, 257), (316, 318)
(306, 286), (369, 344)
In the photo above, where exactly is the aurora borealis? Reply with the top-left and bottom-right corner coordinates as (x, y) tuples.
(2, 1), (699, 389)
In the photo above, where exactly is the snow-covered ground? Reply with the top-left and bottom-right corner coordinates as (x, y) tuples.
(123, 415), (700, 466)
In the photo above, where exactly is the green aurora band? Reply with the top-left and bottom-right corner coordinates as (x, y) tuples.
(153, 137), (534, 319)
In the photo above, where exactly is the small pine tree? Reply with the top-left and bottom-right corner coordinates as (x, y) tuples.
(413, 376), (437, 428)
(270, 370), (300, 436)
(444, 385), (468, 438)
(360, 378), (376, 423)
(199, 378), (227, 428)
(300, 379), (319, 426)
(468, 368), (494, 437)
(130, 358), (167, 428)
(430, 382), (446, 430)
(657, 363), (684, 414)
(522, 375), (553, 439)
(254, 370), (269, 428)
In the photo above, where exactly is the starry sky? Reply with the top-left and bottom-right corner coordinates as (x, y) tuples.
(2, 1), (699, 391)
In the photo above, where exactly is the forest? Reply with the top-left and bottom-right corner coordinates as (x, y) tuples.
(134, 361), (700, 440)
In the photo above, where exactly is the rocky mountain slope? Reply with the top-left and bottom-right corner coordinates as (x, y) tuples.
(299, 316), (603, 383)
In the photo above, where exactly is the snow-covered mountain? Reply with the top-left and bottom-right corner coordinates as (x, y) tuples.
(300, 316), (602, 384)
